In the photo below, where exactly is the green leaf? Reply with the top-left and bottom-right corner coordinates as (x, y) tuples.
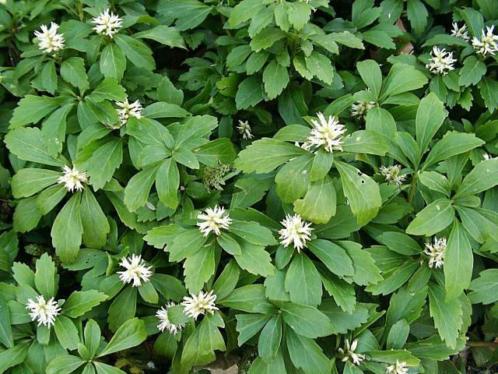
(143, 102), (189, 119)
(37, 60), (58, 94)
(250, 27), (286, 52)
(183, 246), (215, 293)
(230, 220), (277, 246)
(51, 194), (83, 263)
(11, 168), (59, 198)
(455, 158), (498, 197)
(63, 290), (108, 318)
(329, 31), (365, 49)
(108, 287), (136, 332)
(263, 60), (289, 100)
(114, 35), (155, 71)
(60, 57), (89, 92)
(380, 232), (422, 255)
(124, 164), (160, 212)
(234, 242), (275, 277)
(380, 64), (428, 100)
(308, 239), (354, 278)
(342, 130), (389, 156)
(407, 0), (428, 34)
(98, 318), (147, 357)
(100, 43), (126, 80)
(46, 355), (84, 374)
(406, 198), (455, 236)
(336, 161), (382, 225)
(258, 315), (282, 360)
(85, 139), (123, 190)
(415, 93), (447, 155)
(275, 155), (311, 203)
(444, 221), (473, 300)
(80, 188), (110, 249)
(285, 254), (322, 306)
(235, 138), (306, 173)
(9, 95), (64, 128)
(459, 56), (487, 87)
(305, 52), (334, 84)
(294, 177), (336, 224)
(5, 127), (64, 166)
(89, 78), (126, 102)
(156, 159), (180, 209)
(158, 0), (212, 31)
(357, 59), (382, 98)
(134, 25), (185, 49)
(34, 253), (58, 298)
(469, 269), (498, 304)
(281, 302), (333, 338)
(54, 315), (80, 350)
(286, 328), (332, 374)
(428, 283), (463, 349)
(0, 297), (13, 348)
(236, 314), (270, 346)
(235, 76), (264, 110)
(425, 132), (484, 168)
(342, 241), (383, 286)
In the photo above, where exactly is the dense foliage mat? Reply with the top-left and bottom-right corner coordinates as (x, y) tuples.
(0, 0), (497, 373)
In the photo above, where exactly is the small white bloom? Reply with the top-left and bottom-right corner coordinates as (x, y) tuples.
(424, 237), (447, 269)
(57, 165), (88, 192)
(278, 214), (313, 252)
(303, 112), (346, 153)
(197, 205), (232, 237)
(26, 295), (61, 328)
(156, 303), (184, 335)
(117, 254), (153, 287)
(380, 165), (406, 186)
(472, 26), (498, 56)
(237, 120), (254, 140)
(351, 101), (376, 119)
(338, 339), (366, 366)
(34, 22), (64, 54)
(450, 22), (469, 41)
(182, 290), (218, 320)
(92, 9), (123, 38)
(386, 360), (409, 374)
(426, 47), (456, 75)
(116, 99), (142, 127)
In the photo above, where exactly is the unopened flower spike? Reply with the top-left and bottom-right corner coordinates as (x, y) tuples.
(424, 237), (447, 269)
(237, 120), (254, 140)
(338, 339), (366, 366)
(380, 164), (406, 186)
(116, 99), (143, 127)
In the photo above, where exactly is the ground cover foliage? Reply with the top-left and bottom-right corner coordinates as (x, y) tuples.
(0, 0), (497, 373)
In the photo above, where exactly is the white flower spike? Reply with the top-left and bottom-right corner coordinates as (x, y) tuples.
(351, 101), (376, 119)
(26, 295), (61, 328)
(426, 47), (456, 75)
(34, 22), (64, 54)
(472, 26), (498, 56)
(92, 9), (123, 38)
(424, 237), (447, 269)
(278, 214), (313, 252)
(116, 99), (143, 127)
(237, 120), (254, 140)
(156, 303), (184, 335)
(303, 112), (346, 153)
(380, 165), (406, 186)
(450, 22), (469, 41)
(182, 290), (218, 320)
(386, 360), (409, 374)
(57, 166), (88, 192)
(338, 339), (366, 366)
(118, 254), (153, 287)
(197, 205), (232, 237)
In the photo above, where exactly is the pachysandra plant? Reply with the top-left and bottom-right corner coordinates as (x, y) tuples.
(0, 0), (497, 373)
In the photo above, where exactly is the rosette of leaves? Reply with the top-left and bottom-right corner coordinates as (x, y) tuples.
(46, 318), (147, 374)
(123, 115), (236, 213)
(235, 116), (389, 225)
(0, 254), (107, 371)
(145, 208), (277, 292)
(421, 6), (498, 112)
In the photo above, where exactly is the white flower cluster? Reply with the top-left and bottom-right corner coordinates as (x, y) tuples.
(450, 22), (469, 41)
(34, 22), (64, 54)
(57, 166), (88, 192)
(380, 164), (406, 186)
(116, 99), (143, 127)
(424, 237), (447, 269)
(181, 290), (218, 320)
(351, 101), (376, 119)
(237, 120), (254, 140)
(118, 254), (153, 287)
(338, 339), (366, 366)
(472, 26), (498, 56)
(426, 47), (456, 75)
(26, 295), (61, 328)
(92, 9), (123, 38)
(197, 205), (232, 237)
(156, 302), (184, 335)
(386, 360), (409, 374)
(302, 112), (346, 153)
(278, 214), (313, 252)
